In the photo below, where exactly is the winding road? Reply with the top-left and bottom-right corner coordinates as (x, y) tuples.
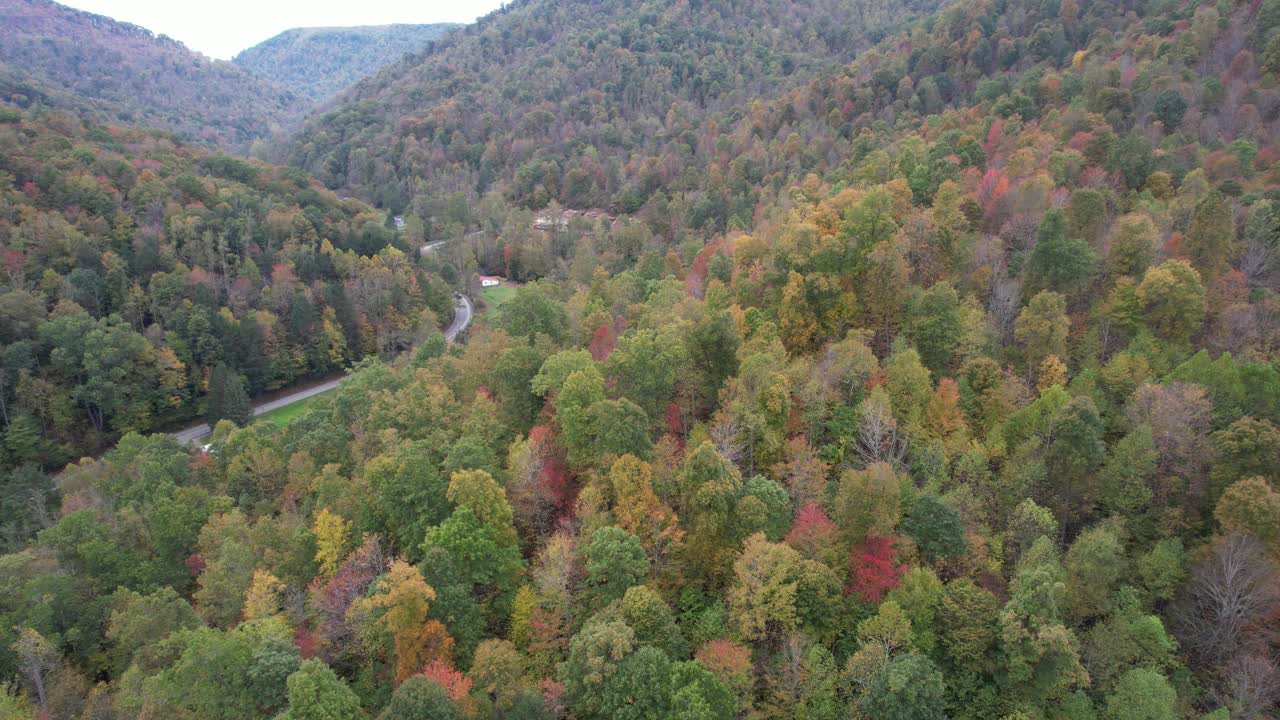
(444, 293), (473, 342)
(421, 230), (484, 255)
(171, 294), (473, 445)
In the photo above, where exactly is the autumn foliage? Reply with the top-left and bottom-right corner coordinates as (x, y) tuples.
(847, 536), (905, 603)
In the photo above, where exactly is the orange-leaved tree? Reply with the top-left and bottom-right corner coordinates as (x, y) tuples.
(362, 560), (454, 685)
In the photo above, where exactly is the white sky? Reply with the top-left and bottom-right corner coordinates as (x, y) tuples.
(57, 0), (506, 60)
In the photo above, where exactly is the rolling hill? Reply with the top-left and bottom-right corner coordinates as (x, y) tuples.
(0, 0), (301, 151)
(233, 24), (462, 103)
(283, 0), (940, 223)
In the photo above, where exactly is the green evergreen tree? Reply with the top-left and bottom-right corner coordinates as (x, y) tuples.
(207, 363), (252, 427)
(900, 496), (967, 562)
(1185, 191), (1234, 283)
(1025, 209), (1097, 298)
(862, 654), (947, 720)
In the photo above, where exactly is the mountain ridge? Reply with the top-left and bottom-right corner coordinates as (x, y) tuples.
(283, 0), (940, 225)
(0, 0), (300, 151)
(232, 22), (462, 103)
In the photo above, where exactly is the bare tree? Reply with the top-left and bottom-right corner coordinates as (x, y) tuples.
(983, 251), (1022, 344)
(1175, 535), (1277, 666)
(710, 416), (747, 467)
(1174, 534), (1280, 718)
(1209, 304), (1261, 358)
(1127, 382), (1213, 489)
(79, 682), (115, 720)
(531, 531), (582, 629)
(764, 634), (807, 703)
(506, 432), (558, 542)
(1240, 237), (1276, 291)
(11, 627), (59, 713)
(1212, 653), (1280, 720)
(856, 393), (908, 470)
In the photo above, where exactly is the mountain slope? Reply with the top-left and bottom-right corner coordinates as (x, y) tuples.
(0, 0), (298, 151)
(233, 24), (461, 103)
(284, 0), (939, 222)
(0, 102), (455, 466)
(2, 0), (1280, 715)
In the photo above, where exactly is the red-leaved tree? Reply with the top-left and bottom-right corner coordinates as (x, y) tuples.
(785, 503), (839, 565)
(846, 535), (904, 603)
(589, 323), (616, 362)
(421, 659), (473, 701)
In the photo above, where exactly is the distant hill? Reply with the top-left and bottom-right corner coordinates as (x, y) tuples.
(233, 24), (462, 103)
(0, 0), (298, 151)
(283, 0), (939, 222)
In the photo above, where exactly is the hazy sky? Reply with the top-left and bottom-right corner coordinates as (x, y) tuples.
(57, 1), (506, 60)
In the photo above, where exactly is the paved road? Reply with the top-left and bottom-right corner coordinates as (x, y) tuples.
(445, 293), (472, 341)
(422, 230), (485, 255)
(172, 294), (473, 445)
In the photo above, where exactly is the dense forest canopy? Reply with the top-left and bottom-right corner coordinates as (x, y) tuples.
(232, 24), (463, 104)
(283, 0), (941, 227)
(0, 107), (455, 469)
(1, 0), (1280, 717)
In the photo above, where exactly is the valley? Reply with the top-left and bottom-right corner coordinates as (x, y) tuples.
(0, 0), (1278, 718)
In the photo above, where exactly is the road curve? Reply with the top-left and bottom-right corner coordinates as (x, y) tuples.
(422, 230), (484, 255)
(445, 293), (473, 341)
(172, 293), (473, 445)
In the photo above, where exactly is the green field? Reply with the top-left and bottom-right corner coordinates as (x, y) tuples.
(480, 283), (517, 317)
(255, 390), (330, 428)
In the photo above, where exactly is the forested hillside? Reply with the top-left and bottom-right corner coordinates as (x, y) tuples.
(0, 106), (455, 472)
(0, 0), (300, 151)
(1, 0), (1280, 717)
(284, 0), (939, 224)
(233, 24), (462, 103)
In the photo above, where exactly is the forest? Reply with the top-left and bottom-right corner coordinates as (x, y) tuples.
(0, 108), (455, 471)
(282, 0), (940, 223)
(231, 24), (462, 104)
(0, 0), (302, 151)
(1, 0), (1280, 716)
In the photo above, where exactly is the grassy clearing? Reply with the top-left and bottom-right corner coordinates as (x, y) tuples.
(480, 283), (517, 318)
(256, 391), (329, 428)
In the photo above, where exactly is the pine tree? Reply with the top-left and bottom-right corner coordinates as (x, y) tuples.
(1185, 191), (1234, 283)
(2, 415), (43, 466)
(207, 364), (252, 427)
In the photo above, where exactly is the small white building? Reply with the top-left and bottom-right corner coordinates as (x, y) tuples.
(479, 276), (501, 287)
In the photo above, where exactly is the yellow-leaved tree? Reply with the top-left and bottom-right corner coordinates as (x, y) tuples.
(361, 560), (454, 685)
(313, 508), (352, 578)
(242, 569), (285, 622)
